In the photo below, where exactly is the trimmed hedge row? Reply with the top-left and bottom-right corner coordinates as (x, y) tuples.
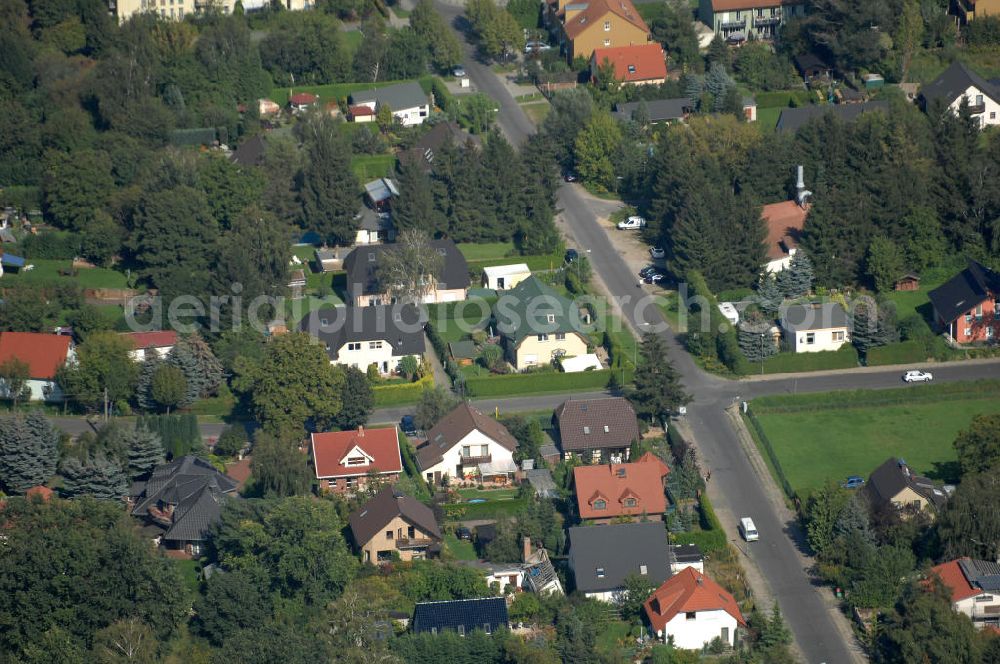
(672, 493), (727, 554)
(464, 368), (627, 397)
(683, 270), (748, 375)
(866, 339), (927, 366)
(373, 374), (433, 407)
(759, 344), (858, 374)
(753, 378), (1000, 413)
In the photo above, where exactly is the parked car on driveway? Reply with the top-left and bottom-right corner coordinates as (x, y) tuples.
(401, 415), (417, 437)
(841, 475), (865, 489)
(565, 248), (579, 263)
(639, 265), (660, 278)
(644, 272), (665, 284)
(650, 247), (665, 259)
(563, 170), (579, 182)
(617, 216), (646, 230)
(903, 370), (933, 383)
(452, 65), (466, 77)
(524, 41), (552, 53)
(456, 526), (472, 541)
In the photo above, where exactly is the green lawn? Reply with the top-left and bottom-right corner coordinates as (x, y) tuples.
(520, 101), (551, 125)
(752, 385), (1000, 495)
(342, 29), (363, 55)
(443, 532), (478, 561)
(458, 242), (515, 262)
(7, 259), (128, 289)
(170, 558), (202, 596)
(456, 487), (519, 500)
(756, 106), (782, 132)
(757, 345), (859, 374)
(351, 153), (396, 181)
(442, 496), (529, 520)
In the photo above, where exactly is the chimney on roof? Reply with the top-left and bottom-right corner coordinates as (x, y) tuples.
(523, 536), (532, 562)
(796, 165), (812, 208)
(358, 426), (365, 437)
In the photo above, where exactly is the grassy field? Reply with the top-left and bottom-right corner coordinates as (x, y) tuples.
(752, 383), (1000, 495)
(7, 259), (128, 289)
(520, 101), (551, 125)
(442, 495), (529, 520)
(170, 558), (202, 596)
(457, 487), (519, 500)
(351, 153), (396, 181)
(342, 29), (363, 55)
(442, 532), (478, 561)
(457, 242), (514, 262)
(909, 46), (1000, 85)
(756, 106), (782, 131)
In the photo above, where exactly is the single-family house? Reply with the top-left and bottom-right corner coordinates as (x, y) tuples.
(229, 135), (267, 168)
(355, 207), (396, 245)
(258, 98), (280, 117)
(568, 521), (671, 601)
(547, 0), (651, 61)
(0, 332), (73, 402)
(311, 426), (403, 493)
(612, 98), (694, 124)
(289, 92), (318, 112)
(349, 485), (441, 563)
(927, 259), (1000, 344)
(928, 558), (1000, 629)
(643, 567), (747, 649)
(315, 247), (342, 273)
(349, 82), (430, 127)
(412, 597), (509, 635)
(775, 100), (888, 133)
(398, 122), (480, 173)
(780, 302), (850, 353)
(417, 402), (519, 485)
(554, 396), (640, 462)
(671, 543), (705, 574)
(300, 304), (425, 375)
(698, 0), (807, 41)
(482, 263), (531, 290)
(343, 239), (470, 307)
(590, 43), (667, 86)
(951, 0), (1000, 26)
(461, 560), (527, 594)
(573, 451), (670, 524)
(866, 457), (948, 517)
(493, 276), (590, 371)
(130, 456), (239, 557)
(123, 330), (178, 362)
(762, 201), (808, 273)
(921, 61), (1000, 129)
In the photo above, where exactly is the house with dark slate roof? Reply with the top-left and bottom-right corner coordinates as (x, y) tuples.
(348, 485), (441, 563)
(412, 597), (509, 635)
(928, 259), (1000, 344)
(417, 402), (519, 485)
(342, 239), (470, 307)
(568, 521), (671, 601)
(920, 61), (1000, 129)
(130, 456), (239, 557)
(554, 396), (640, 463)
(779, 302), (849, 353)
(612, 98), (693, 124)
(493, 276), (590, 370)
(775, 100), (888, 133)
(398, 121), (480, 173)
(349, 81), (430, 126)
(865, 457), (949, 518)
(300, 304), (425, 375)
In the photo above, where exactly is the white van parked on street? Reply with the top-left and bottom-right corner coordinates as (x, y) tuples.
(739, 517), (759, 542)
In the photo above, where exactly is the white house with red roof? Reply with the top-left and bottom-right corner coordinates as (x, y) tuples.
(122, 330), (178, 362)
(929, 558), (1000, 629)
(310, 426), (403, 494)
(590, 44), (667, 86)
(0, 332), (73, 401)
(643, 567), (747, 649)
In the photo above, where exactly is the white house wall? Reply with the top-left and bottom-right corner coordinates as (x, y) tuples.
(662, 609), (738, 649)
(948, 84), (1000, 128)
(422, 429), (515, 482)
(333, 341), (420, 375)
(784, 326), (849, 353)
(954, 594), (1000, 625)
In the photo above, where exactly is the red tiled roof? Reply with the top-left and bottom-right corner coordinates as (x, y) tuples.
(644, 567), (747, 633)
(0, 332), (71, 380)
(592, 44), (666, 83)
(311, 426), (402, 479)
(564, 0), (649, 40)
(573, 452), (669, 520)
(289, 92), (318, 105)
(761, 201), (808, 261)
(25, 486), (53, 501)
(928, 559), (980, 603)
(349, 105), (376, 116)
(123, 330), (178, 350)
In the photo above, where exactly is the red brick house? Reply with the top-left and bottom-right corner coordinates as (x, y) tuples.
(311, 426), (403, 493)
(928, 259), (1000, 344)
(590, 43), (667, 86)
(573, 451), (670, 524)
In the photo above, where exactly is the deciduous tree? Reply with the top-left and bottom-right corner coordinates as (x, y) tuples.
(414, 385), (459, 431)
(952, 414), (1000, 476)
(375, 229), (445, 303)
(337, 366), (374, 430)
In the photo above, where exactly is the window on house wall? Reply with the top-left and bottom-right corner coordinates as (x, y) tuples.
(686, 612), (697, 620)
(462, 445), (471, 457)
(965, 328), (972, 337)
(369, 341), (383, 349)
(348, 342), (361, 351)
(538, 334), (549, 341)
(480, 445), (489, 456)
(805, 333), (815, 344)
(604, 20), (610, 30)
(603, 39), (610, 46)
(832, 331), (845, 342)
(386, 530), (394, 540)
(556, 332), (566, 340)
(547, 314), (555, 323)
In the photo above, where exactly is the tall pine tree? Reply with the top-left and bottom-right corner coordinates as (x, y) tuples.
(126, 425), (165, 479)
(0, 411), (59, 493)
(629, 333), (689, 423)
(60, 453), (128, 500)
(299, 115), (359, 245)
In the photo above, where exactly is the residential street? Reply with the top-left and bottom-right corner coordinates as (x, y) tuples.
(427, 9), (1000, 662)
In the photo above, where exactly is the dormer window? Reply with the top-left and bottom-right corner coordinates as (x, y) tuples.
(583, 426), (590, 434)
(596, 567), (605, 578)
(624, 497), (637, 507)
(345, 455), (368, 467)
(616, 468), (626, 478)
(627, 65), (636, 74)
(639, 564), (647, 575)
(593, 499), (606, 510)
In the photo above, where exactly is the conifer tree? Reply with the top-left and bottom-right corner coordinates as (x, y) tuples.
(629, 333), (689, 424)
(786, 250), (815, 298)
(0, 411), (59, 493)
(756, 275), (783, 315)
(135, 355), (162, 411)
(60, 453), (128, 500)
(167, 334), (223, 402)
(126, 425), (165, 479)
(738, 312), (778, 364)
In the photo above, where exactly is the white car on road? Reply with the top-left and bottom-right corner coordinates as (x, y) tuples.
(902, 370), (933, 383)
(617, 216), (646, 230)
(650, 247), (665, 259)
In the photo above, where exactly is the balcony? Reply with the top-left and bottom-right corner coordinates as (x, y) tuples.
(753, 17), (781, 27)
(460, 454), (492, 465)
(720, 20), (746, 30)
(396, 537), (435, 549)
(968, 103), (986, 114)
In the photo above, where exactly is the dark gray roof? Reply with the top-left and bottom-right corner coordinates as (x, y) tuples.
(412, 597), (508, 634)
(568, 522), (671, 593)
(793, 53), (829, 75)
(299, 304), (425, 360)
(418, 402), (518, 470)
(671, 543), (703, 564)
(920, 61), (1000, 107)
(524, 468), (557, 498)
(554, 397), (640, 453)
(350, 81), (429, 112)
(356, 206), (393, 233)
(349, 485), (441, 546)
(399, 122), (480, 172)
(928, 259), (1000, 326)
(775, 100), (889, 133)
(131, 456), (238, 543)
(230, 135), (267, 167)
(866, 457), (947, 510)
(343, 239), (470, 299)
(959, 558), (1000, 592)
(613, 98), (693, 123)
(780, 302), (849, 332)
